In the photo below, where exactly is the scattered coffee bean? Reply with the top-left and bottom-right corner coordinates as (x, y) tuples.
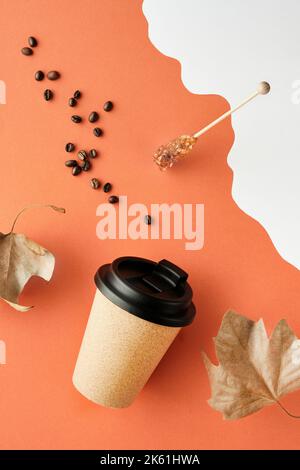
(44, 89), (53, 101)
(81, 160), (91, 171)
(103, 100), (113, 112)
(65, 142), (75, 152)
(47, 70), (60, 80)
(71, 115), (82, 123)
(28, 36), (38, 47)
(144, 215), (152, 225)
(108, 195), (119, 204)
(72, 165), (82, 176)
(78, 150), (88, 161)
(21, 47), (33, 56)
(103, 182), (112, 193)
(90, 178), (101, 190)
(68, 97), (77, 107)
(74, 90), (81, 99)
(35, 70), (44, 81)
(93, 127), (103, 137)
(65, 160), (78, 167)
(89, 111), (99, 123)
(89, 149), (98, 158)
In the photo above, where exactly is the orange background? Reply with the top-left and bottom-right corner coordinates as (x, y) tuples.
(0, 0), (300, 450)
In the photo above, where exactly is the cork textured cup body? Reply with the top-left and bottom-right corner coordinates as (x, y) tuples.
(73, 289), (181, 408)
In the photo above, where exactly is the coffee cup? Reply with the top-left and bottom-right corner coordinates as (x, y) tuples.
(73, 257), (196, 408)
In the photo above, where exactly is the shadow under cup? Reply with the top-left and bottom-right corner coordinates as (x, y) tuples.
(72, 257), (196, 408)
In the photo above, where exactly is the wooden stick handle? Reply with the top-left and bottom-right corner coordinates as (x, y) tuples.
(193, 82), (270, 139)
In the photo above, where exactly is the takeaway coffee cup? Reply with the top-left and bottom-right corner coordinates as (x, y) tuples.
(73, 257), (196, 408)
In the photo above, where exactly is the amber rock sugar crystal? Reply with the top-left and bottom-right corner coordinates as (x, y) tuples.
(153, 134), (197, 171)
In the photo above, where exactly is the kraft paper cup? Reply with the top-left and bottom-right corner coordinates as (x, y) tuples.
(73, 257), (196, 408)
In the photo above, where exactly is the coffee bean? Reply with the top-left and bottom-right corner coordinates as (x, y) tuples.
(68, 97), (77, 107)
(93, 127), (103, 137)
(21, 47), (33, 56)
(78, 150), (88, 161)
(35, 70), (44, 81)
(108, 195), (119, 204)
(28, 36), (38, 47)
(103, 101), (113, 112)
(65, 160), (78, 167)
(44, 89), (53, 101)
(89, 111), (99, 123)
(65, 142), (75, 152)
(89, 149), (98, 159)
(81, 160), (91, 171)
(103, 182), (112, 193)
(74, 90), (81, 99)
(72, 166), (82, 176)
(47, 71), (60, 80)
(90, 178), (101, 190)
(71, 115), (82, 123)
(144, 215), (152, 225)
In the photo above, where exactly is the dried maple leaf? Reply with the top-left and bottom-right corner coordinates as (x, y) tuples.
(0, 204), (65, 312)
(203, 310), (300, 420)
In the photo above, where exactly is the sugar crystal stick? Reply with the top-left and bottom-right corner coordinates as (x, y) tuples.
(153, 82), (271, 171)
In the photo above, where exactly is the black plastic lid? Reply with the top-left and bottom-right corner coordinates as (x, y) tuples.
(94, 257), (196, 327)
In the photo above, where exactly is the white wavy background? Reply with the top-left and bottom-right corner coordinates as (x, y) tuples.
(143, 0), (300, 270)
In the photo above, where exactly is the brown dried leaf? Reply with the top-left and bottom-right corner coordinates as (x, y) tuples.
(0, 205), (65, 311)
(203, 311), (300, 420)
